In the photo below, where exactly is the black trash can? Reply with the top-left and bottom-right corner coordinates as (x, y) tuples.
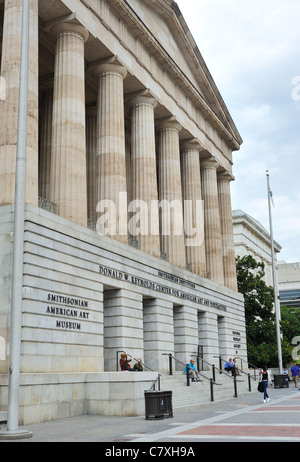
(274, 375), (289, 388)
(144, 391), (173, 420)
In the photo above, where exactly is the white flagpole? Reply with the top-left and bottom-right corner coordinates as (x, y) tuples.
(0, 0), (32, 439)
(266, 171), (283, 373)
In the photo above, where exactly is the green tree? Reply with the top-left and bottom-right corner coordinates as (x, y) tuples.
(280, 305), (300, 344)
(236, 255), (292, 367)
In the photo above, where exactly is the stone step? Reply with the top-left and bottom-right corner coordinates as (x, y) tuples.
(159, 371), (257, 410)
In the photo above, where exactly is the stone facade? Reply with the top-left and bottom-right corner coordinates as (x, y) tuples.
(233, 210), (281, 287)
(0, 0), (246, 423)
(278, 261), (300, 308)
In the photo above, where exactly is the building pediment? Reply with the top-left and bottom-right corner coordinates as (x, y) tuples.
(120, 0), (242, 150)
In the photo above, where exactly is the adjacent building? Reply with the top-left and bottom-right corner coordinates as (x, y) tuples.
(233, 209), (281, 287)
(278, 262), (300, 308)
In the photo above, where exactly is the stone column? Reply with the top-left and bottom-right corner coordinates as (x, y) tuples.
(128, 93), (160, 257)
(103, 289), (143, 372)
(218, 172), (238, 291)
(181, 140), (206, 277)
(201, 158), (224, 285)
(49, 22), (88, 227)
(198, 311), (219, 366)
(174, 306), (199, 367)
(86, 106), (97, 223)
(157, 119), (186, 268)
(94, 61), (128, 244)
(39, 81), (53, 201)
(0, 0), (39, 206)
(143, 298), (174, 372)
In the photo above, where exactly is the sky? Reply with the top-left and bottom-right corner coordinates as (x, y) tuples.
(176, 0), (300, 263)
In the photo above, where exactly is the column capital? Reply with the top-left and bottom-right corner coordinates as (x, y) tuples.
(217, 171), (235, 182)
(181, 138), (204, 152)
(200, 157), (219, 170)
(128, 92), (157, 110)
(92, 57), (127, 79)
(50, 22), (89, 43)
(156, 117), (182, 133)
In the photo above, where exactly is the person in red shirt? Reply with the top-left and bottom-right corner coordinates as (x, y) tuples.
(120, 353), (135, 371)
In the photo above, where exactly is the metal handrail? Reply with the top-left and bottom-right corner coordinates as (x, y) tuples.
(148, 374), (161, 392)
(214, 355), (257, 381)
(213, 355), (253, 395)
(116, 350), (161, 390)
(195, 355), (243, 382)
(162, 353), (222, 402)
(116, 350), (154, 372)
(234, 356), (259, 380)
(162, 353), (218, 383)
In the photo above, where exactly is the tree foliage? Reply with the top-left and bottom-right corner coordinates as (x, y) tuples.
(280, 305), (300, 344)
(236, 255), (292, 367)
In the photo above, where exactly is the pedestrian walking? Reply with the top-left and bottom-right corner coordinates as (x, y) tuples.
(290, 362), (300, 388)
(259, 365), (271, 403)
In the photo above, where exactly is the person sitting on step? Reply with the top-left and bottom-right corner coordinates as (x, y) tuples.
(184, 359), (200, 381)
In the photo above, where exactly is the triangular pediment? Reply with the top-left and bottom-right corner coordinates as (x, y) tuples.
(124, 0), (242, 148)
(127, 0), (203, 94)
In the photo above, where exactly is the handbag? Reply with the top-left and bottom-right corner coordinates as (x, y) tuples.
(257, 381), (264, 393)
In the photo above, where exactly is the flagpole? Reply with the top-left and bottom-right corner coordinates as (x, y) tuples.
(0, 0), (32, 440)
(266, 171), (283, 373)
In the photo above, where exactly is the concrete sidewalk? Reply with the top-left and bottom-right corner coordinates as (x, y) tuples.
(0, 385), (299, 443)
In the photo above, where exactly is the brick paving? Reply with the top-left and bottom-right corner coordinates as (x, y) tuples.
(132, 387), (300, 442)
(178, 425), (300, 438)
(252, 405), (300, 412)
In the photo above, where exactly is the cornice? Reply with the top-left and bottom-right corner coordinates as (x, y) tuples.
(107, 0), (242, 151)
(233, 210), (282, 253)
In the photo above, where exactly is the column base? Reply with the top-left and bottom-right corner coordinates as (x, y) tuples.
(0, 427), (33, 440)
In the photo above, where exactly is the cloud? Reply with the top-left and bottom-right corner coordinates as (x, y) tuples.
(176, 0), (300, 262)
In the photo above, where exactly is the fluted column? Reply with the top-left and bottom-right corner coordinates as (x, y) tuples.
(181, 140), (206, 276)
(128, 93), (160, 257)
(218, 172), (238, 291)
(201, 158), (224, 285)
(49, 22), (88, 227)
(157, 119), (185, 268)
(86, 106), (97, 223)
(0, 0), (39, 206)
(39, 81), (53, 201)
(94, 61), (128, 244)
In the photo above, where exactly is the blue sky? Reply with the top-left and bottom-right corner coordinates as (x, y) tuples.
(176, 0), (300, 262)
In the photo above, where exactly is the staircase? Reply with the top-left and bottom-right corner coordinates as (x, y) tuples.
(159, 370), (257, 410)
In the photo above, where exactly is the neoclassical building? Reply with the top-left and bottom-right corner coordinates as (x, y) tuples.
(233, 210), (281, 287)
(0, 0), (246, 422)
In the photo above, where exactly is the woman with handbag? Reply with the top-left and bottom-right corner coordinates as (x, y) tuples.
(259, 365), (271, 403)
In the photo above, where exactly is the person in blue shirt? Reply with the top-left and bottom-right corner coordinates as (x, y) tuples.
(184, 359), (200, 381)
(282, 366), (290, 383)
(290, 362), (300, 388)
(224, 358), (236, 376)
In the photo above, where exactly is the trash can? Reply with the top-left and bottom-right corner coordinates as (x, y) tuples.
(144, 391), (173, 420)
(273, 375), (289, 388)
